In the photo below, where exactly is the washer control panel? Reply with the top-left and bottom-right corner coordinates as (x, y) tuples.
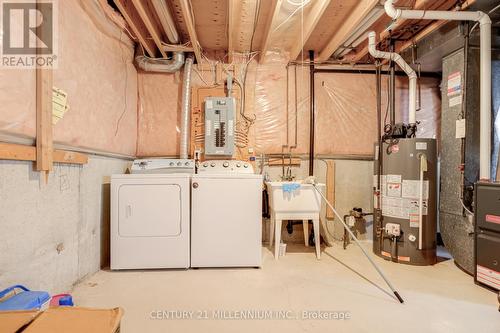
(198, 160), (254, 174)
(131, 158), (195, 174)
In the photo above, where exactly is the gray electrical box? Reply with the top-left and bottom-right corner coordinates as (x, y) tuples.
(204, 96), (235, 156)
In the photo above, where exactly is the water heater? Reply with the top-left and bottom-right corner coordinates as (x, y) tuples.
(373, 138), (438, 265)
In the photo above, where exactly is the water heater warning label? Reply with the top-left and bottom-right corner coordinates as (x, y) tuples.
(381, 177), (430, 221)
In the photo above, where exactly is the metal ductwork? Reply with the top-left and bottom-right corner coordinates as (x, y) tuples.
(135, 51), (185, 73)
(180, 56), (194, 159)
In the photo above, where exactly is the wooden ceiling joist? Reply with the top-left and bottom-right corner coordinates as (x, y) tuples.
(259, 0), (282, 63)
(178, 0), (203, 64)
(131, 0), (168, 58)
(228, 0), (237, 63)
(112, 0), (158, 57)
(317, 0), (379, 62)
(289, 0), (330, 61)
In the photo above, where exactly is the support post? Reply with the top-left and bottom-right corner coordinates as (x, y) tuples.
(308, 50), (315, 176)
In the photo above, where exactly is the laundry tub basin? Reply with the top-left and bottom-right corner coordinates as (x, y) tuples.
(265, 182), (325, 214)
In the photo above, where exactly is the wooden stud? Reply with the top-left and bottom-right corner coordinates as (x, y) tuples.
(228, 0), (236, 63)
(267, 158), (302, 167)
(36, 67), (53, 177)
(259, 0), (282, 63)
(52, 150), (89, 164)
(178, 0), (203, 64)
(113, 0), (158, 57)
(131, 0), (168, 58)
(317, 0), (379, 62)
(289, 0), (331, 61)
(0, 143), (88, 165)
(326, 160), (335, 219)
(36, 0), (53, 185)
(0, 142), (36, 161)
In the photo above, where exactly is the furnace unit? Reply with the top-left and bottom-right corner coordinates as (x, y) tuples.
(475, 182), (500, 291)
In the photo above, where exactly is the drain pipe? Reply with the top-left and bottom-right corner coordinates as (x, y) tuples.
(384, 0), (492, 180)
(368, 31), (418, 128)
(180, 56), (194, 159)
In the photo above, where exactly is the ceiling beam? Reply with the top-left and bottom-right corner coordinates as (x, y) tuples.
(178, 0), (203, 64)
(317, 0), (379, 62)
(289, 0), (330, 61)
(259, 0), (282, 63)
(131, 0), (168, 58)
(228, 0), (237, 63)
(112, 0), (158, 57)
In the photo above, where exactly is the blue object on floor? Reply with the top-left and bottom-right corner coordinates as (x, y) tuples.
(0, 285), (50, 311)
(282, 182), (300, 193)
(58, 295), (74, 306)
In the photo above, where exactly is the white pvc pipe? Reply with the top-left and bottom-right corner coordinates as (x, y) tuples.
(368, 31), (418, 124)
(384, 0), (492, 180)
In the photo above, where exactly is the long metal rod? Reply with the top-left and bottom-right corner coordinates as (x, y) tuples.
(308, 50), (315, 176)
(311, 184), (405, 303)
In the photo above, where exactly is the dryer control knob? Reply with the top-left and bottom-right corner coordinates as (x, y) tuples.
(169, 162), (175, 166)
(223, 162), (229, 168)
(236, 163), (241, 167)
(243, 163), (249, 168)
(210, 163), (216, 167)
(203, 163), (208, 167)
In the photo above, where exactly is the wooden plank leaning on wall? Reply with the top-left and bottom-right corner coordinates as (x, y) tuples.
(326, 160), (335, 219)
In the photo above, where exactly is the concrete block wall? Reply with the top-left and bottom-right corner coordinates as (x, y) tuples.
(0, 156), (129, 294)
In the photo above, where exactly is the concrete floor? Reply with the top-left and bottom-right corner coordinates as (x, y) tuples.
(72, 242), (500, 333)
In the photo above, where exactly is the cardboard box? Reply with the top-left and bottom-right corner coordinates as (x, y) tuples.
(0, 307), (122, 333)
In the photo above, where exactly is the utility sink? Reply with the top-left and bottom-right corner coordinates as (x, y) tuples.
(265, 182), (325, 214)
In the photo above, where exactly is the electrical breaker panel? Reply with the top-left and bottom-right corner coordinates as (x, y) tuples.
(204, 97), (235, 156)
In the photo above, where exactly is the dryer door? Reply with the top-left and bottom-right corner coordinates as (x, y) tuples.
(118, 184), (181, 237)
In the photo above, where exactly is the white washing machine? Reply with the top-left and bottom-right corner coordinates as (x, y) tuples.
(191, 160), (263, 268)
(110, 159), (194, 270)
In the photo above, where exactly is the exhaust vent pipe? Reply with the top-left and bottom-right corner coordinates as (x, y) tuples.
(383, 0), (492, 180)
(367, 31), (418, 126)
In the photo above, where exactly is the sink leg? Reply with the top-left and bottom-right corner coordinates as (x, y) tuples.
(269, 214), (275, 247)
(275, 219), (282, 260)
(313, 219), (321, 259)
(303, 220), (309, 247)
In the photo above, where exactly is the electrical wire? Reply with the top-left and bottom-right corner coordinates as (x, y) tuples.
(272, 0), (311, 33)
(115, 29), (128, 137)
